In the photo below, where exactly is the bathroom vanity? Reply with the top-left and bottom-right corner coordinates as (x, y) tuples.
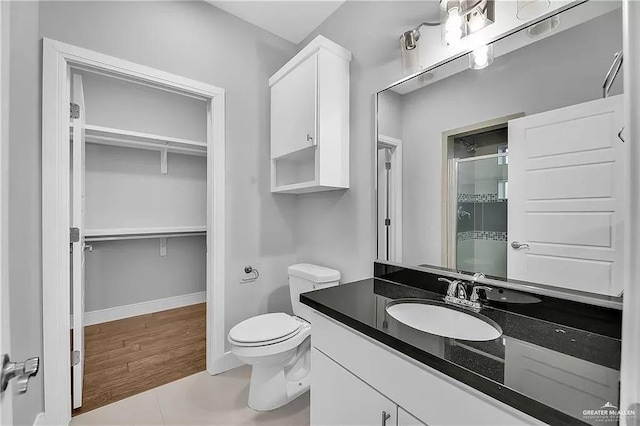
(302, 270), (621, 425)
(359, 2), (626, 423)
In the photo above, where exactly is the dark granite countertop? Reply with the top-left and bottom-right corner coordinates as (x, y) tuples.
(301, 278), (622, 426)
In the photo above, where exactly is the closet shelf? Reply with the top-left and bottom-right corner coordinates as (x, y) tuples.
(73, 124), (208, 157)
(85, 226), (206, 242)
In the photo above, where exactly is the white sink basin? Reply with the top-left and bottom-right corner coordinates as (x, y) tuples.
(385, 300), (502, 342)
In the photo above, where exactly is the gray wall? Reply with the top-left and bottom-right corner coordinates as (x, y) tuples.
(398, 9), (623, 267)
(295, 2), (422, 283)
(378, 90), (403, 140)
(85, 237), (206, 312)
(8, 1), (297, 424)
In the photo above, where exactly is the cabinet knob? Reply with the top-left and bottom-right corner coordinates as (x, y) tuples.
(307, 133), (316, 146)
(381, 410), (391, 426)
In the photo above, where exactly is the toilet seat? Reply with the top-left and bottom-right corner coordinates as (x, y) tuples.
(228, 313), (304, 347)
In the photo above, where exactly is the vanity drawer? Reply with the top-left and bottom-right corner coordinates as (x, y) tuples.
(311, 311), (543, 426)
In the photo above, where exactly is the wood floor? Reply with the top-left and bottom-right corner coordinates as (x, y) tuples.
(73, 303), (206, 416)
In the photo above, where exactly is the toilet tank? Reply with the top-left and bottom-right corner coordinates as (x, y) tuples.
(288, 263), (340, 321)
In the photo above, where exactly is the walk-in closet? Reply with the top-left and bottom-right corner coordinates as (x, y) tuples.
(69, 67), (209, 414)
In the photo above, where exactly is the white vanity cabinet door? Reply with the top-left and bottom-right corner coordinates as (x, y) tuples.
(504, 337), (619, 424)
(271, 54), (317, 160)
(311, 348), (397, 426)
(312, 311), (542, 426)
(398, 408), (427, 426)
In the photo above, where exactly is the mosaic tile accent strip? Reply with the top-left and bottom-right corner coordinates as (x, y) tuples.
(457, 231), (508, 242)
(458, 193), (503, 203)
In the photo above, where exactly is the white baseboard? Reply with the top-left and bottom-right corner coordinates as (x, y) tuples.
(79, 291), (206, 326)
(32, 412), (45, 426)
(210, 351), (244, 375)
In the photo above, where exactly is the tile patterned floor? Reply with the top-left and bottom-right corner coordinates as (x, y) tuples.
(71, 366), (310, 426)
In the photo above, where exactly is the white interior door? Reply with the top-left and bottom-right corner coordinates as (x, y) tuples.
(508, 95), (626, 296)
(71, 73), (86, 409)
(0, 1), (12, 422)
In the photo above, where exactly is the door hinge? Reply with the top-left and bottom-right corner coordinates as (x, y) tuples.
(384, 218), (391, 226)
(71, 350), (80, 367)
(70, 227), (80, 243)
(385, 162), (391, 170)
(70, 103), (80, 120)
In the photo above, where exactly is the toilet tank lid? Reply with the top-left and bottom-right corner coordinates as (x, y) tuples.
(288, 263), (341, 283)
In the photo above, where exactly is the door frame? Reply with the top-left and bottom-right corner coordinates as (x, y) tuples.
(42, 38), (228, 425)
(621, 0), (640, 418)
(0, 1), (12, 424)
(440, 113), (523, 268)
(377, 135), (403, 263)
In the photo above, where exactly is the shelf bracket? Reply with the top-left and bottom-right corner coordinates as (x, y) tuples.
(159, 237), (167, 256)
(160, 146), (168, 174)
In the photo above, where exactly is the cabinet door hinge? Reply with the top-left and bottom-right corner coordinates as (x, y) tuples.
(70, 103), (80, 120)
(70, 227), (80, 243)
(71, 350), (80, 366)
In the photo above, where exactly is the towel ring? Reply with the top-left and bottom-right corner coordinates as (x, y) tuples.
(241, 265), (260, 283)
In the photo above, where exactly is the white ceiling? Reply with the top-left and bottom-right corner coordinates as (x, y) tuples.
(206, 1), (346, 44)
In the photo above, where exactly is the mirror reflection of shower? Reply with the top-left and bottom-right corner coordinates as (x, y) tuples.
(452, 127), (509, 279)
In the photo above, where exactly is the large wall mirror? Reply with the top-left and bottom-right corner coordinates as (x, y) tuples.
(376, 0), (625, 304)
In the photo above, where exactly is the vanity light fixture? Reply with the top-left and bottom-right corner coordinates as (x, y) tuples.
(469, 44), (494, 70)
(440, 0), (495, 46)
(527, 15), (560, 38)
(400, 22), (439, 76)
(516, 0), (551, 21)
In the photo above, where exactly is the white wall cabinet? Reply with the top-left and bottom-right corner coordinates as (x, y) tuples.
(311, 311), (543, 426)
(269, 36), (351, 194)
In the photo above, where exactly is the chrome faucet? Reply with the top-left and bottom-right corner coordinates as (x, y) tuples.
(470, 286), (492, 304)
(438, 277), (467, 304)
(438, 277), (491, 311)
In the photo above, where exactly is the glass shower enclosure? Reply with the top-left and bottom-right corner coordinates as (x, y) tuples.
(454, 153), (508, 279)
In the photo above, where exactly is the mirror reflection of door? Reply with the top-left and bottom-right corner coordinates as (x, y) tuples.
(377, 136), (402, 263)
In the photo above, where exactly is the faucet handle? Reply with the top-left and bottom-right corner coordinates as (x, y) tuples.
(470, 286), (492, 303)
(438, 277), (459, 297)
(471, 272), (485, 282)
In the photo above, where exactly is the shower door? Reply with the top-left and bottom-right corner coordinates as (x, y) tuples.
(455, 153), (508, 279)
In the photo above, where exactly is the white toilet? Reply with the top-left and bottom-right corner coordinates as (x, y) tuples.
(228, 263), (340, 411)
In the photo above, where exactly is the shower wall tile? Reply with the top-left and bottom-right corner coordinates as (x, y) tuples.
(474, 202), (484, 231)
(483, 201), (507, 232)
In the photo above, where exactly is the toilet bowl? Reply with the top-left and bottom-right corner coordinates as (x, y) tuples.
(228, 264), (340, 411)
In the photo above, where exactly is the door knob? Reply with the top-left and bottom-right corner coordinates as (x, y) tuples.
(511, 241), (530, 250)
(1, 353), (40, 394)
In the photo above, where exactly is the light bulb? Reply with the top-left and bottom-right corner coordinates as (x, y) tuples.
(473, 46), (489, 67)
(445, 8), (463, 45)
(469, 44), (493, 70)
(445, 9), (463, 31)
